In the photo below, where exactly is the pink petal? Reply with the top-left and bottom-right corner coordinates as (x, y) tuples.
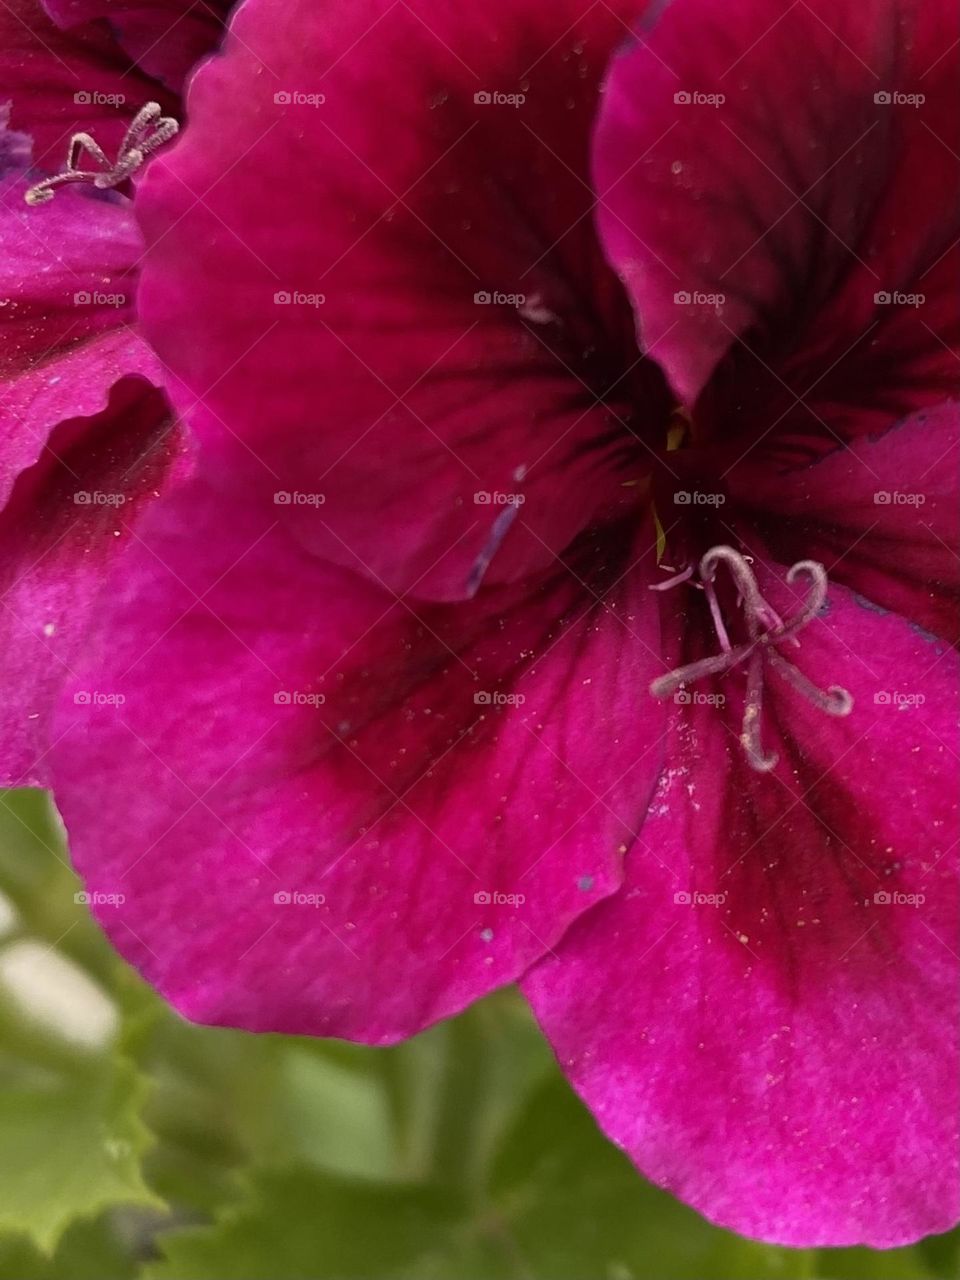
(524, 557), (960, 1246)
(2, 0), (171, 166)
(0, 169), (183, 784)
(136, 0), (671, 602)
(48, 468), (666, 1041)
(0, 177), (153, 504)
(727, 400), (960, 644)
(42, 0), (229, 91)
(0, 379), (183, 786)
(592, 0), (959, 437)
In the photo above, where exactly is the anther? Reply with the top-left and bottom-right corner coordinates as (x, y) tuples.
(25, 103), (178, 207)
(650, 545), (854, 771)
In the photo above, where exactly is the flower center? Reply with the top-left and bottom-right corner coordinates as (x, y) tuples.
(650, 545), (853, 772)
(24, 103), (179, 206)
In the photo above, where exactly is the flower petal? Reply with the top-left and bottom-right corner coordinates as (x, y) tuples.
(0, 379), (183, 786)
(48, 468), (666, 1041)
(136, 0), (671, 602)
(592, 0), (959, 436)
(727, 400), (960, 644)
(0, 175), (155, 503)
(2, 0), (169, 166)
(42, 0), (228, 91)
(524, 562), (960, 1246)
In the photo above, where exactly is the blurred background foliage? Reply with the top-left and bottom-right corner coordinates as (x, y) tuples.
(0, 788), (955, 1280)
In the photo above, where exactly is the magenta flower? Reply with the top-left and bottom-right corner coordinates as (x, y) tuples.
(19, 0), (958, 1247)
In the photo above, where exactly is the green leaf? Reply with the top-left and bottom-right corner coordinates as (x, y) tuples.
(0, 1052), (162, 1253)
(0, 790), (164, 1253)
(146, 1170), (464, 1280)
(0, 1212), (142, 1280)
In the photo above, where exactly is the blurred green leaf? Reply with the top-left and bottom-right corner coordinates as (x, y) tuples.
(0, 1052), (162, 1253)
(0, 791), (163, 1254)
(0, 1212), (143, 1280)
(145, 1171), (464, 1280)
(815, 1246), (935, 1279)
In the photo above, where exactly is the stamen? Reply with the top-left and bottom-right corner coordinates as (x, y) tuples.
(741, 650), (778, 772)
(703, 575), (732, 653)
(25, 103), (178, 206)
(649, 544), (854, 771)
(650, 564), (695, 591)
(649, 639), (756, 699)
(766, 649), (854, 716)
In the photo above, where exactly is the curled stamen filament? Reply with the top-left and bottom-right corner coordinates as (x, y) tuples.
(649, 545), (853, 771)
(25, 102), (178, 207)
